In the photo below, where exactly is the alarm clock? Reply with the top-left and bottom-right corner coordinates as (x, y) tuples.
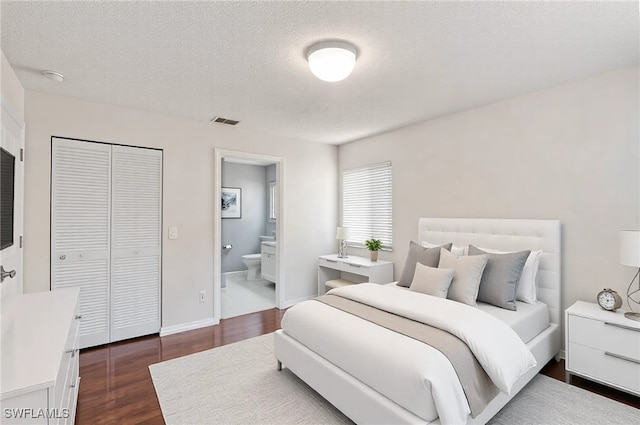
(596, 288), (622, 311)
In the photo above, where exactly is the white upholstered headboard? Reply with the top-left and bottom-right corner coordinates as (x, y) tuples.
(418, 218), (562, 325)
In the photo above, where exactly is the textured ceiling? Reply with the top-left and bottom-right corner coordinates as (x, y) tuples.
(1, 1), (638, 145)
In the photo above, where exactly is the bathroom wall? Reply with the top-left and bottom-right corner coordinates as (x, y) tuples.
(221, 162), (267, 272)
(265, 164), (277, 237)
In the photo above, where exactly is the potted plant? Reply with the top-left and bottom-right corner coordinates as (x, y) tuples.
(364, 238), (382, 262)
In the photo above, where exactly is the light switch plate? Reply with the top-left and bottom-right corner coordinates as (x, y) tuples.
(168, 227), (178, 240)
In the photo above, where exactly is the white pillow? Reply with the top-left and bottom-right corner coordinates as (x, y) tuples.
(476, 247), (542, 304)
(409, 262), (454, 298)
(421, 241), (468, 256)
(438, 248), (488, 306)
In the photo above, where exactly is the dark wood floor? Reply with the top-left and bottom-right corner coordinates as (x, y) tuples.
(77, 308), (639, 425)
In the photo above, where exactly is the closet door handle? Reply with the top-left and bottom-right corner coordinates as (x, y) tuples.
(60, 255), (66, 260)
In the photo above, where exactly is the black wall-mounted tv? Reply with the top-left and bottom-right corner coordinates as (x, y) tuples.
(0, 147), (15, 250)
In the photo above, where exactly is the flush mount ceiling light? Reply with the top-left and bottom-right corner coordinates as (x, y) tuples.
(306, 41), (357, 82)
(42, 70), (64, 82)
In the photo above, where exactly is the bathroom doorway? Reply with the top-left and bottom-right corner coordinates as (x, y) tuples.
(213, 149), (284, 322)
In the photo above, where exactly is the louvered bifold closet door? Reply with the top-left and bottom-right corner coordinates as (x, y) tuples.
(110, 145), (162, 343)
(51, 138), (111, 348)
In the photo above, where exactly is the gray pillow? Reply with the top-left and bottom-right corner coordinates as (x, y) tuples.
(409, 263), (454, 298)
(468, 245), (531, 311)
(438, 248), (488, 306)
(397, 241), (453, 288)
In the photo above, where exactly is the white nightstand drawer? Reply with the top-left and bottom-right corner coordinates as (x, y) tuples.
(568, 315), (640, 361)
(568, 342), (640, 394)
(318, 258), (370, 275)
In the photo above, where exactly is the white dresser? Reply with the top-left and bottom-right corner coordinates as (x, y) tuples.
(1, 288), (81, 424)
(318, 254), (394, 295)
(565, 300), (640, 396)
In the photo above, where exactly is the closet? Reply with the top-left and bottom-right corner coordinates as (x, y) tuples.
(51, 137), (162, 349)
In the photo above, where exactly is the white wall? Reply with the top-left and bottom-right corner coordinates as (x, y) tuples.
(339, 66), (640, 313)
(1, 51), (24, 123)
(23, 90), (337, 328)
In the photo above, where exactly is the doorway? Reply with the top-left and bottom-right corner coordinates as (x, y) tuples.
(213, 149), (284, 323)
(0, 100), (24, 304)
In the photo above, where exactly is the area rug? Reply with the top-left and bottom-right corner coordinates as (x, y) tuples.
(150, 333), (639, 425)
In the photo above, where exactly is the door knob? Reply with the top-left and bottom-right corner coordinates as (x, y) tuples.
(0, 265), (17, 283)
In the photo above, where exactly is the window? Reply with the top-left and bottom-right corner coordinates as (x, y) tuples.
(342, 161), (392, 249)
(268, 181), (277, 221)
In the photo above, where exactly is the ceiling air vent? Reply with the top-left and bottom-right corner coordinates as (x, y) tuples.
(211, 116), (240, 126)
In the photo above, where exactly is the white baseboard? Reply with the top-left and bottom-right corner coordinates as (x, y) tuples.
(223, 270), (247, 278)
(160, 317), (218, 337)
(222, 270), (248, 287)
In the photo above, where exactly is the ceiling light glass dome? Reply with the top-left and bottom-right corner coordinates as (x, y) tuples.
(306, 41), (357, 82)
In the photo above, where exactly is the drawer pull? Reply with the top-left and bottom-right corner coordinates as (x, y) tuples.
(604, 322), (640, 332)
(66, 348), (79, 357)
(605, 351), (640, 365)
(70, 381), (76, 388)
(348, 264), (361, 268)
(325, 259), (338, 263)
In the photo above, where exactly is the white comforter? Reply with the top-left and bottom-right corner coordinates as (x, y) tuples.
(281, 283), (536, 425)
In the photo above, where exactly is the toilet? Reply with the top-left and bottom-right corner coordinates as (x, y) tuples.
(241, 253), (262, 281)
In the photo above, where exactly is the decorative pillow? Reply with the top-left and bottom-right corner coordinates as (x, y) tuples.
(397, 241), (453, 288)
(421, 241), (467, 256)
(438, 248), (488, 306)
(409, 263), (454, 298)
(476, 247), (542, 304)
(468, 245), (530, 311)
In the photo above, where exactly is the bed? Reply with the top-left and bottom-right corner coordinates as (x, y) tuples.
(274, 218), (562, 424)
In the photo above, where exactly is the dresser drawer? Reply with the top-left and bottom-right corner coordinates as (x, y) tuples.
(568, 315), (640, 361)
(567, 342), (640, 395)
(53, 331), (79, 414)
(60, 360), (79, 425)
(318, 258), (370, 275)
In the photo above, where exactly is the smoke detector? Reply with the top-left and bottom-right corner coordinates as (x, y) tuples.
(42, 70), (64, 82)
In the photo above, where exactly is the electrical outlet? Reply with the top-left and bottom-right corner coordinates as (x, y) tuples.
(168, 226), (178, 240)
(199, 290), (205, 303)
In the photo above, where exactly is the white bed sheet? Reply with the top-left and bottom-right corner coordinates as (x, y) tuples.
(281, 284), (542, 424)
(389, 282), (550, 344)
(477, 300), (549, 344)
(281, 299), (452, 422)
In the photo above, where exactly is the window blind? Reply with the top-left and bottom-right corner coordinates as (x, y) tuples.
(342, 161), (392, 249)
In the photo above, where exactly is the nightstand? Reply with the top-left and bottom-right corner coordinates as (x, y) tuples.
(318, 254), (394, 295)
(565, 300), (640, 396)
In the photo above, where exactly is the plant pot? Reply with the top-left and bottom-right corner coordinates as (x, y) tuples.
(370, 250), (378, 262)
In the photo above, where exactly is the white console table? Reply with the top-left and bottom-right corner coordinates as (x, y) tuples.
(0, 288), (81, 424)
(318, 254), (394, 295)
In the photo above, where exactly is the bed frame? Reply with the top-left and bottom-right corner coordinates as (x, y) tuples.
(275, 218), (562, 424)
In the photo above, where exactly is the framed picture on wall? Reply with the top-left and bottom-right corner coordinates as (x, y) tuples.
(221, 187), (242, 219)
